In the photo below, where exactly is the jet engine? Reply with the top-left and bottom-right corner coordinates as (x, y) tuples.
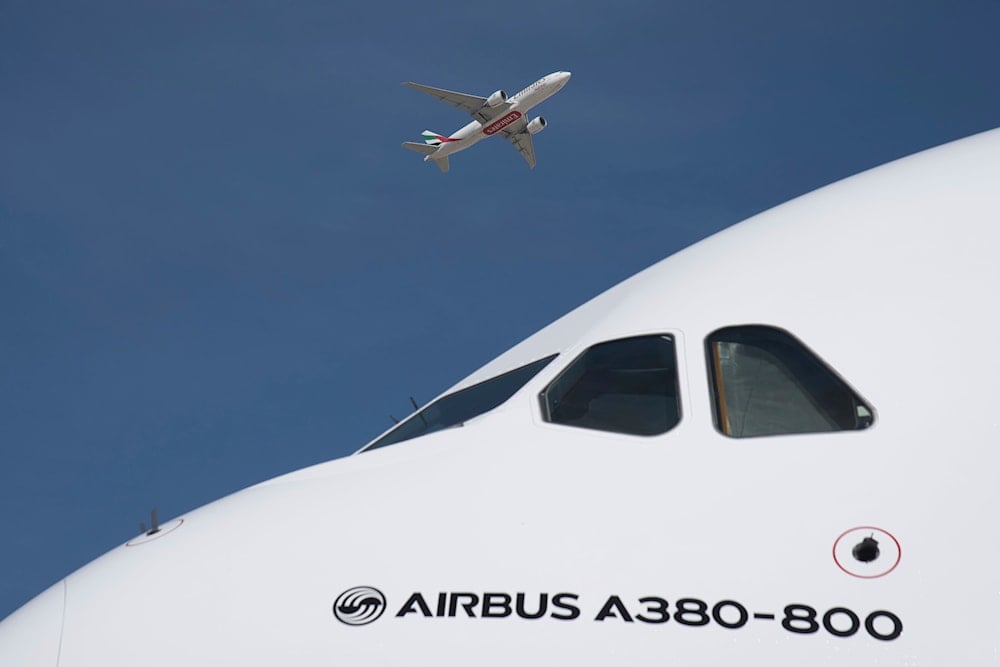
(527, 116), (547, 135)
(486, 90), (507, 107)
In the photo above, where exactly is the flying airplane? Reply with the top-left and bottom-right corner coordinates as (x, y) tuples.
(401, 71), (571, 172)
(3, 128), (1000, 665)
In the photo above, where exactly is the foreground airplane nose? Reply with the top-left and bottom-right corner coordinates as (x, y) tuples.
(0, 581), (65, 666)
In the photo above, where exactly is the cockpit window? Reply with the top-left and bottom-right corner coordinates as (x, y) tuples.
(539, 335), (681, 436)
(363, 355), (557, 452)
(706, 325), (874, 438)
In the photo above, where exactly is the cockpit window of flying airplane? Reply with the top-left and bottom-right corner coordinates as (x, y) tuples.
(707, 325), (874, 437)
(362, 355), (558, 451)
(539, 335), (681, 436)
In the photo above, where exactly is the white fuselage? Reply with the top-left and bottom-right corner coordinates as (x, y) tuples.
(428, 71), (571, 159)
(3, 128), (1000, 666)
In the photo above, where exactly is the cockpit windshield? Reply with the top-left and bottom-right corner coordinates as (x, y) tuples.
(707, 325), (874, 437)
(539, 335), (681, 436)
(362, 355), (557, 452)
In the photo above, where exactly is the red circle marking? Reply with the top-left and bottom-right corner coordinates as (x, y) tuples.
(832, 525), (901, 578)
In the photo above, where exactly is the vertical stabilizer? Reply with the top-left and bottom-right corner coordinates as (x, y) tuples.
(422, 130), (448, 146)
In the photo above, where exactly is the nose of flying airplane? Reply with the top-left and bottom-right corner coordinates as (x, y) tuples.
(0, 581), (66, 666)
(549, 71), (570, 91)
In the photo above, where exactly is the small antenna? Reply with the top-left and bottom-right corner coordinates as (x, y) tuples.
(410, 397), (427, 426)
(140, 508), (161, 536)
(390, 415), (400, 424)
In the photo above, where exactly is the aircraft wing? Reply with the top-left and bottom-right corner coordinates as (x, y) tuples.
(403, 81), (512, 123)
(502, 119), (537, 169)
(403, 82), (486, 114)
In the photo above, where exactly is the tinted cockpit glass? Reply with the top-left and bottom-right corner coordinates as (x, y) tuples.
(363, 355), (557, 452)
(540, 335), (681, 436)
(707, 325), (874, 438)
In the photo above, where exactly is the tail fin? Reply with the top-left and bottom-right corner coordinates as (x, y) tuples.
(421, 130), (447, 146)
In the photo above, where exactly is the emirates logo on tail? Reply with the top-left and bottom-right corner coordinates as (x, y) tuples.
(421, 131), (459, 146)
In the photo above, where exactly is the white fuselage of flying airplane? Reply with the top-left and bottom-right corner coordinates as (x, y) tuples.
(401, 71), (571, 171)
(427, 72), (570, 159)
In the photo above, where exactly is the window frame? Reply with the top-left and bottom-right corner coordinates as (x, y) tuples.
(705, 324), (875, 438)
(537, 333), (684, 438)
(359, 354), (559, 453)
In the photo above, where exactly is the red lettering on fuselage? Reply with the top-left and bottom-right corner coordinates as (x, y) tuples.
(482, 110), (523, 136)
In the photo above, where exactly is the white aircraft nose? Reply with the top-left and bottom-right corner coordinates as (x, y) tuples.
(551, 71), (571, 90)
(0, 581), (65, 666)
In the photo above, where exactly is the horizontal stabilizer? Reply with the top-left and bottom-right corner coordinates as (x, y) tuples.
(402, 141), (438, 156)
(434, 157), (450, 173)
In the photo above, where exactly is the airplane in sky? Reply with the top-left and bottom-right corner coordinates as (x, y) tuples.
(3, 128), (1000, 665)
(401, 71), (571, 172)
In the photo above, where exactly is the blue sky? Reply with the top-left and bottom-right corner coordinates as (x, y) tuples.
(2, 0), (999, 618)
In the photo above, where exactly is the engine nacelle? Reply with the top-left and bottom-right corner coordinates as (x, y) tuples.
(486, 90), (508, 107)
(527, 116), (547, 135)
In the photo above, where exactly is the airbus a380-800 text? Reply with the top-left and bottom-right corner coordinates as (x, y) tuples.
(401, 71), (571, 172)
(3, 128), (1000, 665)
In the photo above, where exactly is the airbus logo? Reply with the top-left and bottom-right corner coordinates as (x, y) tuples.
(333, 586), (386, 626)
(332, 588), (902, 640)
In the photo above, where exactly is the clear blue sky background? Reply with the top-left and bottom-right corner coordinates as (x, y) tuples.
(2, 0), (999, 618)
